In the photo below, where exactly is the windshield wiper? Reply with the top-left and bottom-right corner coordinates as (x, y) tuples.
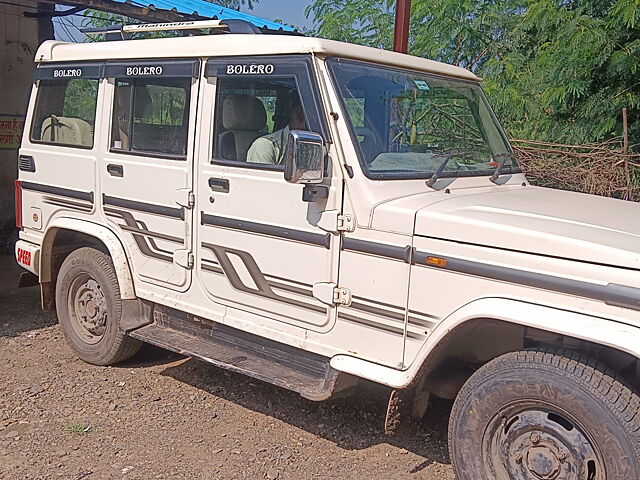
(426, 149), (467, 188)
(489, 152), (515, 184)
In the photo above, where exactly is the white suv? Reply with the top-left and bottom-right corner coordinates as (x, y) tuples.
(15, 20), (640, 479)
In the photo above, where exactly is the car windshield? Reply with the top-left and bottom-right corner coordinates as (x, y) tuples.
(328, 58), (518, 180)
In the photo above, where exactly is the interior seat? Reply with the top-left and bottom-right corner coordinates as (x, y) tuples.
(40, 116), (93, 147)
(218, 94), (267, 162)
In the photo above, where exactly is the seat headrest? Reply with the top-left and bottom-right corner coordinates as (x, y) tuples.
(222, 94), (267, 131)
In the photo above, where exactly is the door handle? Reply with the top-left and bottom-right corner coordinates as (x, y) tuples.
(107, 164), (124, 177)
(208, 177), (229, 193)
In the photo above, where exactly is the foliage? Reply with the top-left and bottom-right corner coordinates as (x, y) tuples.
(63, 79), (99, 124)
(513, 138), (640, 200)
(306, 0), (640, 148)
(306, 0), (396, 47)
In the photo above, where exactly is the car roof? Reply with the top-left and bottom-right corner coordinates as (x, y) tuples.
(35, 34), (480, 82)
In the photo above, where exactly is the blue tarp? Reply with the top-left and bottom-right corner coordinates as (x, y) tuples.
(110, 0), (295, 31)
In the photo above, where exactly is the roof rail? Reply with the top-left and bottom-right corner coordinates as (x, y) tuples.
(82, 19), (303, 41)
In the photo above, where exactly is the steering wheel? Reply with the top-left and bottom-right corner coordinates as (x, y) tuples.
(354, 126), (377, 144)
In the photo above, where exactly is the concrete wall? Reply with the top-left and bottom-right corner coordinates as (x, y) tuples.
(0, 1), (39, 253)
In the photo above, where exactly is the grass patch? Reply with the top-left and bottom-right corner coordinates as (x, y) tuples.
(65, 422), (92, 436)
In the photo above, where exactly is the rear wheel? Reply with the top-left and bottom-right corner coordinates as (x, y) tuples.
(56, 247), (141, 365)
(449, 349), (640, 480)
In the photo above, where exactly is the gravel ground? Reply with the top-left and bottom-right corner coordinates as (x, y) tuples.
(0, 256), (455, 479)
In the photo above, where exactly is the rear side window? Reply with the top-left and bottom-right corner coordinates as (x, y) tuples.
(111, 78), (191, 158)
(30, 78), (99, 148)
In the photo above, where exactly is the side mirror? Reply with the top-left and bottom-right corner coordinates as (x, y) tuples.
(283, 130), (324, 184)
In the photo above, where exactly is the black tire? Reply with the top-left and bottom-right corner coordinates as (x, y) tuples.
(56, 247), (141, 365)
(449, 349), (640, 480)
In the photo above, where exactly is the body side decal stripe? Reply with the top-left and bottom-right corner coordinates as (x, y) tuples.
(342, 237), (409, 261)
(338, 313), (425, 340)
(43, 197), (92, 212)
(103, 194), (184, 220)
(342, 235), (640, 312)
(201, 243), (327, 314)
(201, 212), (332, 249)
(22, 181), (94, 203)
(412, 250), (640, 311)
(119, 224), (183, 244)
(105, 209), (174, 263)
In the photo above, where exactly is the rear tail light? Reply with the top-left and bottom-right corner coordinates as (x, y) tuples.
(15, 179), (22, 230)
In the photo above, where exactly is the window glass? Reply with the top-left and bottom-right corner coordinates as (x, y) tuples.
(212, 76), (308, 168)
(329, 59), (517, 180)
(30, 78), (99, 148)
(112, 78), (190, 157)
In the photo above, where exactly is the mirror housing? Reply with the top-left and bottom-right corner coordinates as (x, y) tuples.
(283, 130), (324, 184)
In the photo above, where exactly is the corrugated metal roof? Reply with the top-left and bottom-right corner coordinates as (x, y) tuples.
(110, 0), (295, 31)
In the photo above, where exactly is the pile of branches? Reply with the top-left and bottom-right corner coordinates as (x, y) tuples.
(511, 138), (640, 201)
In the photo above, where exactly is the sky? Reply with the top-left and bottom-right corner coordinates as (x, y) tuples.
(53, 1), (317, 42)
(240, 0), (316, 30)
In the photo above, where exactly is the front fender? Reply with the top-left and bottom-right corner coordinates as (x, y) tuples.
(40, 217), (136, 299)
(330, 297), (640, 388)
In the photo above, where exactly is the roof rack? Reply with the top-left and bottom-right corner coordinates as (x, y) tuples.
(82, 19), (303, 41)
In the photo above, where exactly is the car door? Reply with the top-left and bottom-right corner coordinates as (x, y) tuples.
(100, 59), (199, 291)
(19, 63), (102, 231)
(196, 55), (341, 331)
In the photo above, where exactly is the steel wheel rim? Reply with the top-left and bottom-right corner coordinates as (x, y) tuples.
(67, 272), (107, 345)
(482, 401), (604, 480)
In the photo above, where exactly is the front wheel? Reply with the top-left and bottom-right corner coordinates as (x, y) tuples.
(56, 247), (141, 365)
(449, 349), (640, 480)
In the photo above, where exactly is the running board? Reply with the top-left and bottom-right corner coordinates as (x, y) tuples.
(129, 306), (341, 401)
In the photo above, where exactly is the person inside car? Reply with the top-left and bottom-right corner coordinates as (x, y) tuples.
(247, 97), (306, 165)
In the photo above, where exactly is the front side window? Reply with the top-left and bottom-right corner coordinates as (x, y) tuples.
(111, 78), (190, 157)
(212, 76), (308, 169)
(30, 78), (99, 148)
(329, 58), (518, 179)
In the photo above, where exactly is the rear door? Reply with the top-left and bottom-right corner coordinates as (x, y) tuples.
(195, 55), (342, 331)
(100, 59), (200, 291)
(20, 63), (102, 230)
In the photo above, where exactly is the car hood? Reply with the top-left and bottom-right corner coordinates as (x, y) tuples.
(371, 185), (640, 270)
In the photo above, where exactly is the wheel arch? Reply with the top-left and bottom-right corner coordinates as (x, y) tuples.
(40, 218), (136, 309)
(330, 297), (640, 394)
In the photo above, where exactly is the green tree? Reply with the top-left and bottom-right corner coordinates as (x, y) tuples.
(306, 0), (640, 147)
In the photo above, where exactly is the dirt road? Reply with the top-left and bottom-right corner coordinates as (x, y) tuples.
(0, 256), (455, 479)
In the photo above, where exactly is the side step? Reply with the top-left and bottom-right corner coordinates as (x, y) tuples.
(129, 306), (341, 401)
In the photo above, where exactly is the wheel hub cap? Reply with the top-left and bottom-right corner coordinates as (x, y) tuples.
(527, 446), (560, 479)
(485, 409), (602, 480)
(74, 279), (107, 337)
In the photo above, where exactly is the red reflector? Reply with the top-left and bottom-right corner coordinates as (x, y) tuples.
(14, 179), (22, 230)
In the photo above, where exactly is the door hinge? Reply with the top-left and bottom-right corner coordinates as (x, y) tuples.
(173, 249), (194, 269)
(313, 283), (352, 306)
(317, 210), (355, 233)
(333, 286), (352, 306)
(336, 214), (355, 232)
(174, 189), (195, 209)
